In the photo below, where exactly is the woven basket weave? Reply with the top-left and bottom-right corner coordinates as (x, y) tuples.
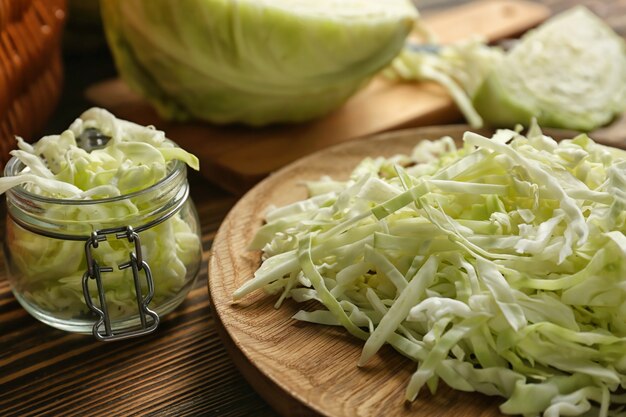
(0, 0), (66, 168)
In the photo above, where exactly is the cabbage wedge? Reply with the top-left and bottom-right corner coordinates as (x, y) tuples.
(101, 0), (418, 126)
(473, 7), (626, 131)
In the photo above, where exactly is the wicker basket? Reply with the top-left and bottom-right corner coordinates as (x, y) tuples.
(0, 0), (66, 168)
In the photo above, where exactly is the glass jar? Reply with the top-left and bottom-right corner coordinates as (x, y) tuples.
(2, 156), (202, 341)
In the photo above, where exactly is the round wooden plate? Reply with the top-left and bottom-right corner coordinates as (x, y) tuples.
(208, 126), (508, 417)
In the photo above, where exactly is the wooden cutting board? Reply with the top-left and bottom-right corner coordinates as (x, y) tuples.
(208, 126), (512, 417)
(87, 0), (550, 194)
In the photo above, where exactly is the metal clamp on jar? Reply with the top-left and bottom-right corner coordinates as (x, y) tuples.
(81, 226), (159, 341)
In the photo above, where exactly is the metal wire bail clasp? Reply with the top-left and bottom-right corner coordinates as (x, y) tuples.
(81, 226), (160, 341)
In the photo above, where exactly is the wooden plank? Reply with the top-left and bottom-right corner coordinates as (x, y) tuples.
(86, 0), (550, 194)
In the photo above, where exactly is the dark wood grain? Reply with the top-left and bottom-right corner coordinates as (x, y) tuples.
(1, 1), (624, 417)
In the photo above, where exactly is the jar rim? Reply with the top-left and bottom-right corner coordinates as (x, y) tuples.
(3, 156), (186, 206)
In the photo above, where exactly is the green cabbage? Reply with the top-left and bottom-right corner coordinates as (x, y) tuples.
(101, 0), (418, 126)
(473, 6), (626, 131)
(235, 124), (626, 416)
(2, 108), (201, 321)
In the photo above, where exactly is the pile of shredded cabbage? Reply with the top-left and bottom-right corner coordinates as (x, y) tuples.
(235, 124), (626, 417)
(2, 108), (201, 319)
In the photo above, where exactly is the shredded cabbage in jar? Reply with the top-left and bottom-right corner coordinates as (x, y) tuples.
(235, 123), (626, 417)
(2, 108), (201, 319)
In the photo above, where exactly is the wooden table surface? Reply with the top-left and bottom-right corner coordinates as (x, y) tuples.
(1, 1), (625, 416)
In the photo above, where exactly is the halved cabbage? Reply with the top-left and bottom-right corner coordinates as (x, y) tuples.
(101, 0), (418, 126)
